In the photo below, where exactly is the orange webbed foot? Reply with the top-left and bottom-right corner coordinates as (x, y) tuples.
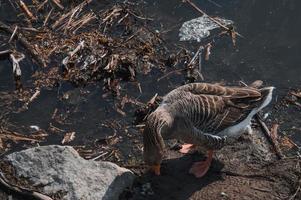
(189, 150), (213, 178)
(179, 143), (196, 154)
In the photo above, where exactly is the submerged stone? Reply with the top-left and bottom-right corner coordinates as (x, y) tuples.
(179, 15), (233, 42)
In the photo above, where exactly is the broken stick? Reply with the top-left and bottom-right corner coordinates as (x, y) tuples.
(255, 114), (284, 159)
(9, 52), (25, 90)
(18, 0), (36, 21)
(0, 21), (46, 67)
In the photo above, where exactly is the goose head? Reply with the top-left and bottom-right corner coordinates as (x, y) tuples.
(143, 126), (165, 175)
(143, 114), (166, 175)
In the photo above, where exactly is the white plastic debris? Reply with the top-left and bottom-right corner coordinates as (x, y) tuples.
(263, 112), (270, 120)
(179, 15), (233, 42)
(29, 125), (40, 131)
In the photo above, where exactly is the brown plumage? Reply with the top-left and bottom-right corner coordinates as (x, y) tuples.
(143, 82), (274, 177)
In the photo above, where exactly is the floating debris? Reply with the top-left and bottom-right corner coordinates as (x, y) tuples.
(179, 16), (233, 42)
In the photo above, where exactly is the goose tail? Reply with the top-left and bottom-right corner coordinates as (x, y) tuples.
(257, 86), (275, 111)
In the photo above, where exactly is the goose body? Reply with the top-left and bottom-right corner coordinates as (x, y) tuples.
(143, 82), (274, 177)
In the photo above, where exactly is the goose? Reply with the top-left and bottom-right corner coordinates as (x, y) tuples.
(143, 82), (274, 178)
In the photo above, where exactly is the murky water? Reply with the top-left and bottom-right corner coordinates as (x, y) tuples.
(0, 0), (300, 152)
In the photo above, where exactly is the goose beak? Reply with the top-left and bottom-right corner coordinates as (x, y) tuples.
(150, 165), (161, 175)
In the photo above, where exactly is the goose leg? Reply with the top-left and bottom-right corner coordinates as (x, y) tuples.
(179, 143), (196, 154)
(189, 150), (213, 178)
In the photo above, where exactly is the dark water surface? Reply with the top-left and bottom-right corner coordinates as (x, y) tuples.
(0, 0), (300, 151)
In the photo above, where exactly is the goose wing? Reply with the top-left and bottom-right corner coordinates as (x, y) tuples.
(168, 88), (265, 134)
(162, 83), (261, 106)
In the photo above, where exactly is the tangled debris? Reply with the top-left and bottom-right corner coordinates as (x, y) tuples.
(0, 0), (240, 153)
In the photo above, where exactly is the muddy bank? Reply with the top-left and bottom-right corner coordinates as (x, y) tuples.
(0, 128), (300, 200)
(121, 129), (300, 200)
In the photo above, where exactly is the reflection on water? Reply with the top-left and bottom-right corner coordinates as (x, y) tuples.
(0, 0), (300, 147)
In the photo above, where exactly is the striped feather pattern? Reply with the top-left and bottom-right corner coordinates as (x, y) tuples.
(143, 82), (274, 164)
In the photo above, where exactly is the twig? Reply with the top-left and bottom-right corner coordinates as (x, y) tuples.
(19, 27), (41, 32)
(125, 9), (153, 21)
(255, 114), (284, 159)
(187, 45), (204, 80)
(28, 90), (41, 103)
(18, 0), (36, 21)
(52, 0), (92, 29)
(197, 48), (204, 80)
(62, 41), (85, 69)
(0, 171), (53, 200)
(23, 90), (40, 109)
(123, 28), (142, 43)
(8, 25), (18, 43)
(0, 50), (12, 59)
(117, 13), (129, 24)
(9, 52), (25, 90)
(72, 13), (96, 34)
(50, 0), (64, 10)
(91, 152), (108, 161)
(188, 45), (203, 66)
(64, 6), (80, 33)
(0, 21), (46, 67)
(43, 8), (53, 27)
(37, 0), (48, 11)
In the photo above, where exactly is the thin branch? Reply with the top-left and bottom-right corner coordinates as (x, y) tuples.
(255, 115), (284, 159)
(18, 0), (36, 21)
(8, 25), (18, 43)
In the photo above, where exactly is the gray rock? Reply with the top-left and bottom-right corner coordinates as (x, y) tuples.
(179, 16), (233, 42)
(4, 145), (135, 200)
